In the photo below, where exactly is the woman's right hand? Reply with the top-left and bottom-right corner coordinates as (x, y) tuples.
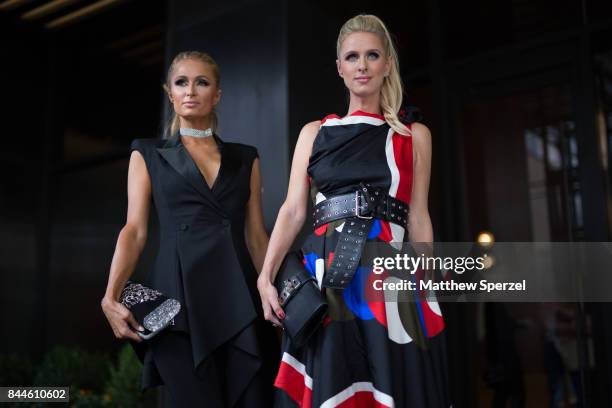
(101, 297), (144, 342)
(257, 277), (285, 327)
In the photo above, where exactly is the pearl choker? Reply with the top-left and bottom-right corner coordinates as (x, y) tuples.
(179, 127), (213, 138)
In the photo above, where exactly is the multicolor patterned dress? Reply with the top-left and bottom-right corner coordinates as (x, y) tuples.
(273, 111), (451, 408)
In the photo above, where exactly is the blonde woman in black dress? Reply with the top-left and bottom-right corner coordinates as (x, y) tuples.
(102, 51), (278, 407)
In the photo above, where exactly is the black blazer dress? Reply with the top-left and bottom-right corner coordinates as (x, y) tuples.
(129, 133), (278, 402)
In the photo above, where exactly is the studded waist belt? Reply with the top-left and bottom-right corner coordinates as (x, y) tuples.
(312, 183), (409, 289)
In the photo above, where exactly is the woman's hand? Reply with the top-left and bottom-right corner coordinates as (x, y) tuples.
(101, 296), (144, 342)
(257, 276), (285, 327)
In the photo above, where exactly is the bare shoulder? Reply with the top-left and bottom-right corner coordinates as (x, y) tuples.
(301, 120), (322, 139)
(410, 122), (432, 145)
(294, 120), (322, 151)
(410, 123), (432, 164)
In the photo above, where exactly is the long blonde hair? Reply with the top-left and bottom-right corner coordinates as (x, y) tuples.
(337, 14), (411, 136)
(163, 51), (220, 138)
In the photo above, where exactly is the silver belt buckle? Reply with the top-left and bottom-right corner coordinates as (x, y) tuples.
(354, 190), (373, 219)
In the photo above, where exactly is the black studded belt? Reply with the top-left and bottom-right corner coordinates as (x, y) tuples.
(312, 183), (409, 289)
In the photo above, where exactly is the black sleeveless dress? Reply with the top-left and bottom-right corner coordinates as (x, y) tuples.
(129, 133), (278, 407)
(273, 111), (451, 407)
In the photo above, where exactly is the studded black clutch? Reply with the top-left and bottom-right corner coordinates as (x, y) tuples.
(274, 251), (328, 349)
(119, 281), (181, 340)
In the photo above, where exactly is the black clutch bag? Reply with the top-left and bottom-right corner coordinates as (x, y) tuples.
(119, 281), (181, 340)
(274, 251), (328, 348)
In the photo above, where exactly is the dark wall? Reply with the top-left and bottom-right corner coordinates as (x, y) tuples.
(0, 20), (49, 355)
(0, 0), (165, 356)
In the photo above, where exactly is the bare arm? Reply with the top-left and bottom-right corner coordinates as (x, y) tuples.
(407, 122), (434, 258)
(257, 121), (320, 325)
(245, 157), (269, 273)
(101, 149), (152, 342)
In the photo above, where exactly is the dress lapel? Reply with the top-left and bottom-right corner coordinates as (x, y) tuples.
(156, 134), (226, 214)
(212, 134), (241, 194)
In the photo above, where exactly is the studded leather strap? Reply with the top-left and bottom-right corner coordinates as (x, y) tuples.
(312, 184), (409, 230)
(324, 217), (374, 288)
(313, 183), (410, 289)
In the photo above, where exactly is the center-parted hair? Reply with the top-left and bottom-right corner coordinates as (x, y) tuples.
(337, 14), (411, 136)
(163, 51), (220, 138)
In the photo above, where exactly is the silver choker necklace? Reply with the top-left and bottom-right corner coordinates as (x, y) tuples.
(179, 127), (213, 138)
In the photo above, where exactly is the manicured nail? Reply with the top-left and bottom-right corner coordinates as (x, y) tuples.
(138, 325), (145, 332)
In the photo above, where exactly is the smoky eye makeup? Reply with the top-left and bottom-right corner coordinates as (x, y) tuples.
(174, 77), (187, 86)
(345, 52), (358, 61)
(367, 51), (380, 60)
(172, 76), (210, 86)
